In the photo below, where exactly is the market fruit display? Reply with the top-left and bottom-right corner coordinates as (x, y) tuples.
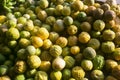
(0, 0), (120, 79)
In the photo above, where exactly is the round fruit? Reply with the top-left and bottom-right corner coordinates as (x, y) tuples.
(72, 66), (85, 80)
(61, 47), (71, 57)
(80, 22), (91, 32)
(67, 25), (78, 35)
(39, 61), (51, 71)
(114, 32), (120, 45)
(68, 36), (78, 46)
(26, 45), (36, 55)
(53, 19), (64, 32)
(30, 36), (43, 48)
(63, 16), (73, 26)
(39, 0), (49, 9)
(34, 71), (48, 80)
(50, 71), (62, 80)
(62, 6), (71, 16)
(55, 37), (68, 48)
(92, 55), (105, 70)
(105, 59), (118, 71)
(36, 27), (49, 40)
(62, 69), (71, 80)
(0, 76), (11, 80)
(105, 75), (117, 80)
(52, 57), (65, 71)
(14, 60), (27, 74)
(14, 74), (25, 80)
(71, 0), (84, 11)
(37, 10), (47, 21)
(102, 29), (115, 41)
(87, 38), (100, 50)
(77, 12), (87, 22)
(83, 0), (95, 6)
(49, 45), (62, 57)
(42, 39), (52, 50)
(112, 65), (120, 80)
(83, 47), (96, 60)
(93, 20), (105, 31)
(113, 48), (120, 61)
(70, 46), (80, 55)
(81, 59), (93, 71)
(0, 65), (8, 76)
(104, 10), (116, 21)
(93, 8), (104, 19)
(91, 70), (104, 80)
(64, 56), (75, 68)
(6, 28), (20, 40)
(101, 41), (115, 53)
(78, 32), (91, 44)
(49, 32), (59, 43)
(40, 51), (52, 61)
(27, 55), (41, 69)
(45, 16), (56, 26)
